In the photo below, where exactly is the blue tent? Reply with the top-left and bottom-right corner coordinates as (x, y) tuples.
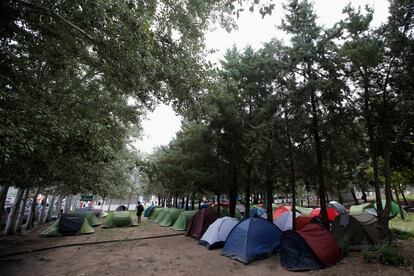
(249, 207), (267, 219)
(279, 230), (324, 271)
(222, 217), (282, 264)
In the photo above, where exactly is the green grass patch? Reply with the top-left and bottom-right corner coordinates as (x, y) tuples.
(389, 212), (414, 239)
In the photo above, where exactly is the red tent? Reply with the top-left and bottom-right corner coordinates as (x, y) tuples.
(273, 206), (291, 220)
(295, 216), (313, 231)
(298, 223), (341, 266)
(309, 207), (339, 222)
(185, 208), (218, 240)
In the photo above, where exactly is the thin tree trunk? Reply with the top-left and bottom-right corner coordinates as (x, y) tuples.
(55, 195), (63, 218)
(5, 187), (24, 235)
(14, 188), (30, 233)
(185, 195), (189, 211)
(381, 141), (393, 240)
(191, 192), (195, 210)
(265, 168), (273, 222)
(25, 188), (39, 230)
(350, 186), (359, 205)
(64, 195), (71, 213)
(285, 113), (296, 230)
(37, 192), (49, 224)
(181, 196), (185, 209)
(399, 184), (408, 205)
(107, 198), (112, 211)
(198, 198), (202, 210)
(229, 169), (237, 218)
(393, 186), (405, 220)
(44, 192), (56, 223)
(216, 192), (221, 217)
(244, 165), (252, 218)
(0, 184), (10, 221)
(127, 189), (132, 210)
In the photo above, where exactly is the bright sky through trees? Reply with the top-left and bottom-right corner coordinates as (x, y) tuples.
(135, 0), (390, 154)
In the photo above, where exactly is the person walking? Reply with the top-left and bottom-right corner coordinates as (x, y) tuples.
(136, 201), (144, 223)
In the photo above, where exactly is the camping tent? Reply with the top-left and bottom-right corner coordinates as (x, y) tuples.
(153, 208), (169, 224)
(171, 210), (198, 231)
(375, 200), (407, 219)
(115, 205), (128, 211)
(102, 211), (138, 228)
(249, 207), (267, 219)
(295, 216), (315, 231)
(199, 217), (239, 249)
(159, 208), (184, 227)
(144, 205), (159, 218)
(73, 209), (101, 226)
(279, 230), (324, 271)
(273, 206), (291, 220)
(222, 217), (282, 264)
(273, 211), (300, 232)
(331, 213), (381, 250)
(212, 206), (242, 220)
(295, 206), (314, 217)
(327, 201), (347, 214)
(309, 207), (340, 222)
(297, 223), (341, 266)
(349, 203), (377, 216)
(186, 208), (218, 240)
(149, 207), (164, 220)
(41, 213), (95, 236)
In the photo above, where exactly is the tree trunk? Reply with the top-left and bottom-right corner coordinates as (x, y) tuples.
(285, 113), (296, 230)
(107, 198), (112, 211)
(181, 196), (185, 209)
(191, 192), (195, 210)
(64, 195), (71, 213)
(14, 188), (30, 233)
(381, 141), (393, 240)
(229, 169), (237, 218)
(55, 195), (63, 217)
(244, 164), (252, 219)
(399, 184), (408, 205)
(361, 186), (368, 203)
(5, 187), (24, 235)
(0, 184), (10, 221)
(393, 185), (405, 220)
(350, 186), (359, 205)
(127, 189), (132, 210)
(198, 198), (202, 210)
(157, 194), (161, 206)
(216, 192), (221, 217)
(25, 188), (39, 230)
(44, 192), (56, 223)
(37, 192), (49, 224)
(185, 195), (189, 211)
(265, 172), (273, 222)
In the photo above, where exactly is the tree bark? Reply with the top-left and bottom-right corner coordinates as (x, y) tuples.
(399, 184), (408, 205)
(198, 198), (202, 210)
(55, 195), (63, 217)
(285, 113), (296, 230)
(25, 188), (39, 230)
(350, 186), (359, 205)
(393, 185), (405, 220)
(64, 195), (71, 213)
(191, 192), (195, 210)
(5, 187), (24, 235)
(229, 168), (238, 218)
(14, 188), (30, 233)
(107, 198), (112, 211)
(216, 192), (221, 217)
(265, 172), (273, 222)
(244, 164), (252, 218)
(44, 192), (56, 223)
(185, 195), (189, 211)
(0, 184), (10, 221)
(37, 192), (49, 224)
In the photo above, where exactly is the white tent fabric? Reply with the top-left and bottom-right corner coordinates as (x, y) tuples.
(200, 216), (239, 249)
(273, 211), (300, 231)
(236, 204), (246, 213)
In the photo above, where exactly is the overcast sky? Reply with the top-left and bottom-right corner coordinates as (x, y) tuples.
(134, 0), (390, 154)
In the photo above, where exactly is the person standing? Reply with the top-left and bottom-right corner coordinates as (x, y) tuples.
(136, 201), (144, 223)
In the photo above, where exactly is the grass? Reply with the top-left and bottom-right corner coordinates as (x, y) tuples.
(389, 212), (414, 240)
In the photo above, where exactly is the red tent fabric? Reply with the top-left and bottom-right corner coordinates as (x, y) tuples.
(309, 207), (339, 222)
(273, 206), (291, 220)
(185, 208), (218, 240)
(295, 216), (313, 231)
(298, 223), (341, 266)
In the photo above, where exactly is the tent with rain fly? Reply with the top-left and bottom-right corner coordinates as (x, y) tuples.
(295, 216), (317, 231)
(249, 207), (267, 219)
(375, 200), (407, 219)
(279, 230), (324, 271)
(159, 208), (184, 227)
(116, 205), (128, 211)
(171, 210), (198, 231)
(102, 211), (138, 228)
(331, 213), (381, 250)
(273, 211), (300, 232)
(144, 205), (159, 218)
(149, 207), (164, 220)
(349, 203), (377, 216)
(41, 213), (95, 236)
(327, 201), (347, 214)
(309, 207), (339, 222)
(222, 217), (282, 264)
(73, 209), (101, 226)
(199, 217), (239, 249)
(153, 208), (169, 224)
(186, 208), (218, 240)
(297, 223), (341, 266)
(273, 206), (291, 219)
(295, 206), (314, 217)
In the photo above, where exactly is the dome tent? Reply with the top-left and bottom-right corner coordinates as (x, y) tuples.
(149, 207), (164, 220)
(171, 210), (198, 231)
(310, 207), (340, 222)
(199, 216), (239, 249)
(273, 211), (300, 232)
(295, 206), (314, 217)
(73, 209), (101, 226)
(144, 205), (159, 218)
(222, 217), (282, 264)
(349, 203), (376, 216)
(41, 213), (95, 237)
(153, 208), (169, 224)
(273, 206), (291, 220)
(102, 211), (137, 228)
(115, 205), (128, 211)
(249, 207), (267, 219)
(279, 230), (324, 271)
(159, 208), (184, 227)
(186, 208), (218, 240)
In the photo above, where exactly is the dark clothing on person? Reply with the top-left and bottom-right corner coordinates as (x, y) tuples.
(136, 203), (144, 223)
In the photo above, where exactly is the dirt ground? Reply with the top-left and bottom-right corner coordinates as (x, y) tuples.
(0, 219), (413, 276)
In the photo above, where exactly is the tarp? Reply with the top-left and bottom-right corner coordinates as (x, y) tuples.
(186, 208), (218, 240)
(310, 207), (340, 222)
(199, 216), (239, 249)
(41, 214), (95, 237)
(144, 205), (159, 218)
(222, 217), (282, 264)
(298, 224), (341, 266)
(279, 230), (324, 271)
(102, 211), (138, 228)
(159, 208), (184, 227)
(115, 205), (127, 211)
(171, 210), (198, 231)
(296, 206), (314, 217)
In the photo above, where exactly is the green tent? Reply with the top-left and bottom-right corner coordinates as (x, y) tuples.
(150, 207), (164, 220)
(349, 203), (374, 216)
(153, 208), (168, 224)
(159, 208), (184, 227)
(375, 200), (408, 219)
(74, 210), (102, 226)
(171, 210), (198, 231)
(103, 211), (138, 228)
(295, 206), (314, 217)
(41, 214), (95, 237)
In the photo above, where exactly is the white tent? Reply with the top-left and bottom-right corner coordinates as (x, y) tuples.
(199, 216), (239, 249)
(273, 211), (300, 231)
